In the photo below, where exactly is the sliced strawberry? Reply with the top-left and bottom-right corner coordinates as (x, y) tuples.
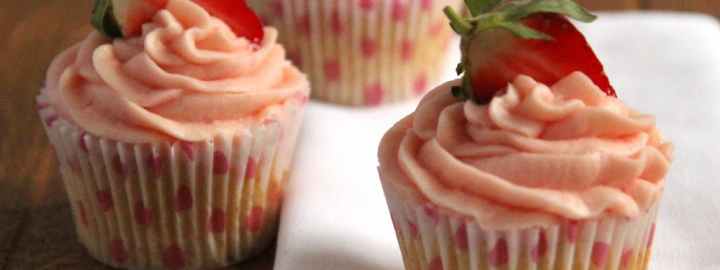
(193, 0), (265, 43)
(116, 0), (168, 36)
(91, 0), (264, 43)
(466, 13), (615, 100)
(444, 0), (615, 103)
(119, 0), (168, 36)
(92, 0), (167, 38)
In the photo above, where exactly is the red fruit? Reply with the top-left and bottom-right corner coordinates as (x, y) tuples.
(117, 0), (167, 36)
(193, 0), (265, 43)
(92, 0), (264, 43)
(465, 13), (615, 100)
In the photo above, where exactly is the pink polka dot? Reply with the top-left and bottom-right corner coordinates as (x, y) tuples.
(359, 0), (375, 11)
(591, 242), (609, 267)
(408, 222), (419, 238)
(269, 0), (283, 17)
(162, 244), (186, 270)
(110, 239), (128, 264)
(420, 0), (433, 10)
(79, 132), (88, 153)
(97, 190), (113, 212)
(428, 256), (443, 270)
(210, 208), (226, 233)
(648, 223), (656, 248)
(361, 37), (377, 57)
(331, 11), (344, 34)
(146, 155), (164, 176)
(364, 83), (384, 106)
(175, 185), (193, 212)
(392, 0), (408, 22)
(621, 248), (634, 269)
(77, 201), (88, 227)
(324, 60), (341, 82)
(213, 151), (229, 175)
(134, 201), (152, 226)
(566, 220), (579, 242)
(455, 224), (468, 251)
(179, 141), (194, 160)
(423, 204), (439, 225)
(246, 207), (264, 232)
(401, 39), (415, 62)
(414, 72), (428, 95)
(44, 115), (58, 126)
(245, 158), (257, 179)
(298, 15), (310, 35)
(532, 231), (548, 262)
(489, 238), (509, 266)
(429, 19), (445, 35)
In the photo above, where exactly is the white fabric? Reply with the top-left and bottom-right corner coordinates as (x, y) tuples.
(275, 13), (720, 270)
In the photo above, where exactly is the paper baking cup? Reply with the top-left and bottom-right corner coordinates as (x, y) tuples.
(249, 0), (462, 106)
(37, 97), (305, 270)
(380, 180), (659, 270)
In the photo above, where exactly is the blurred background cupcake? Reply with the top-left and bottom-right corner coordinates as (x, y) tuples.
(248, 0), (463, 106)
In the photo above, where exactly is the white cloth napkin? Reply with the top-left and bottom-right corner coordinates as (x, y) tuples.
(274, 13), (720, 270)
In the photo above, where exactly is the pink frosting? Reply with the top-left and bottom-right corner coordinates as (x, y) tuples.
(43, 0), (309, 143)
(379, 72), (673, 229)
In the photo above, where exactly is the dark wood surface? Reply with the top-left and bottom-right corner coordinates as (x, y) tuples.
(0, 0), (718, 270)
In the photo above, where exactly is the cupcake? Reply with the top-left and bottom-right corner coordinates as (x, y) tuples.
(378, 1), (673, 270)
(248, 0), (463, 106)
(36, 0), (309, 269)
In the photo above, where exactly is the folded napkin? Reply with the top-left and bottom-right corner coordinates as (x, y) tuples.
(275, 13), (720, 270)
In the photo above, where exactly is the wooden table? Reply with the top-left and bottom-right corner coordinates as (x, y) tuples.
(1, 0), (717, 269)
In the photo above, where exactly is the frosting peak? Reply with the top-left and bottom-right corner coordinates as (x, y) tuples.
(44, 0), (309, 143)
(380, 72), (673, 229)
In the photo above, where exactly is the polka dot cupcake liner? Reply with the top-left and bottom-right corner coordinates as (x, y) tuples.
(249, 0), (463, 106)
(380, 180), (660, 270)
(38, 95), (306, 270)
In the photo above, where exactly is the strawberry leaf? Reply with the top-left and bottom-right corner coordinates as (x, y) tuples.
(445, 7), (473, 35)
(465, 0), (502, 16)
(506, 0), (596, 22)
(91, 0), (123, 38)
(498, 21), (552, 40)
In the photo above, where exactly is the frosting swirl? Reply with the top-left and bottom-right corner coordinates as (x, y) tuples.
(379, 72), (673, 229)
(43, 0), (309, 143)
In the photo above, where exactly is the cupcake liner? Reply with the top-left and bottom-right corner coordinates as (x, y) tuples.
(249, 0), (463, 106)
(380, 180), (659, 270)
(38, 96), (305, 270)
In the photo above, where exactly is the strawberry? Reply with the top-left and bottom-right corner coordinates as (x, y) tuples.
(193, 0), (264, 43)
(445, 0), (616, 103)
(92, 0), (167, 37)
(91, 0), (264, 43)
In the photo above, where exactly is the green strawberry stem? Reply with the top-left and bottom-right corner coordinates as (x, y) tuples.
(92, 0), (124, 38)
(445, 0), (597, 103)
(445, 7), (472, 35)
